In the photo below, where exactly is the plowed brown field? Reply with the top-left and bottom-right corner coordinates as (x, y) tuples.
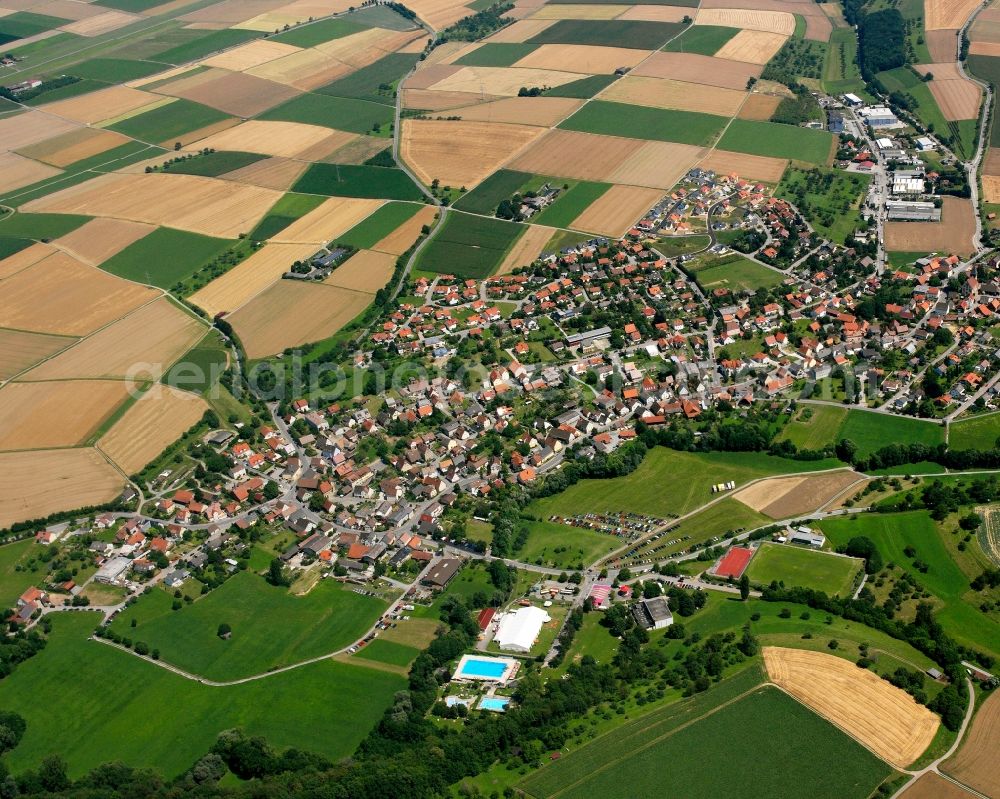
(633, 51), (762, 90)
(884, 196), (975, 255)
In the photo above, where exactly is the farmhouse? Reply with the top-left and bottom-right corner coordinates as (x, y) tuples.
(633, 596), (673, 630)
(493, 606), (551, 653)
(421, 557), (461, 588)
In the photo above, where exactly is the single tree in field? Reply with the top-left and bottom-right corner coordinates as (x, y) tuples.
(739, 573), (750, 601)
(218, 622), (232, 639)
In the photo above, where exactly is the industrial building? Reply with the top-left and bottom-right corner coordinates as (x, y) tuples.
(886, 200), (941, 222)
(633, 596), (674, 630)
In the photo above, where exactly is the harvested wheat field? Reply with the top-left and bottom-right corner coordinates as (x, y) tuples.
(189, 119), (351, 158)
(609, 140), (705, 189)
(928, 76), (982, 119)
(0, 329), (74, 381)
(763, 647), (938, 768)
(899, 774), (978, 799)
(372, 205), (437, 255)
(41, 86), (159, 125)
(272, 197), (384, 245)
(700, 149), (789, 182)
(984, 146), (1000, 174)
(428, 64), (586, 95)
(222, 156), (306, 190)
(405, 63), (461, 89)
(737, 469), (862, 517)
(401, 0), (473, 28)
(62, 10), (137, 36)
(696, 7), (796, 33)
(401, 119), (544, 189)
(16, 127), (130, 168)
(403, 88), (496, 111)
(926, 0), (981, 29)
(0, 448), (123, 529)
(928, 28), (960, 60)
(982, 175), (1000, 202)
(941, 688), (1000, 797)
(0, 380), (131, 450)
(34, 0), (106, 21)
(601, 76), (747, 116)
(189, 242), (317, 317)
(513, 43), (650, 74)
(0, 110), (80, 152)
(25, 172), (281, 238)
(0, 252), (156, 336)
(971, 18), (1000, 42)
(570, 184), (662, 237)
(99, 385), (207, 475)
(633, 51), (762, 90)
(496, 223), (556, 274)
(246, 48), (354, 90)
(325, 249), (396, 292)
(531, 3), (630, 18)
(449, 96), (583, 126)
(157, 70), (300, 117)
(970, 39), (1000, 55)
(738, 92), (782, 119)
(27, 298), (205, 381)
(701, 0), (832, 39)
(201, 39), (302, 71)
(53, 218), (155, 266)
(0, 152), (60, 194)
(884, 196), (975, 255)
(913, 61), (965, 80)
(509, 128), (643, 181)
(181, 0), (282, 25)
(0, 243), (56, 280)
(616, 5), (691, 21)
(715, 29), (788, 64)
(229, 281), (373, 358)
(313, 27), (409, 66)
(484, 18), (556, 41)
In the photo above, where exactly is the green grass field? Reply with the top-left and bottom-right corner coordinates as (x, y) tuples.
(455, 42), (539, 66)
(0, 613), (403, 778)
(317, 52), (419, 104)
(663, 24), (737, 54)
(99, 227), (234, 288)
(528, 19), (684, 49)
(837, 409), (945, 458)
(0, 11), (68, 43)
(453, 169), (533, 214)
(969, 54), (1000, 147)
(272, 17), (369, 47)
(67, 58), (166, 82)
(250, 192), (327, 241)
(292, 163), (423, 200)
(692, 256), (784, 292)
(823, 27), (865, 95)
(746, 543), (862, 595)
(531, 448), (841, 520)
(776, 166), (870, 244)
(718, 119), (833, 164)
(0, 538), (42, 608)
(0, 211), (90, 240)
(778, 405), (848, 450)
(522, 674), (889, 799)
(109, 572), (387, 680)
(352, 638), (419, 667)
(0, 237), (33, 260)
(108, 99), (230, 144)
(560, 100), (726, 146)
(949, 413), (1000, 450)
(260, 93), (393, 135)
(22, 78), (108, 106)
(161, 150), (268, 177)
(151, 29), (259, 65)
(533, 181), (611, 228)
(513, 519), (620, 568)
(819, 511), (1000, 658)
(336, 201), (423, 248)
(164, 332), (229, 393)
(545, 74), (618, 99)
(416, 210), (524, 279)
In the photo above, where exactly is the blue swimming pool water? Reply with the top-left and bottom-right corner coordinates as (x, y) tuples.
(458, 658), (508, 678)
(479, 697), (510, 711)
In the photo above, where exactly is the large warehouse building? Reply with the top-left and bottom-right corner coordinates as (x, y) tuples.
(494, 606), (551, 653)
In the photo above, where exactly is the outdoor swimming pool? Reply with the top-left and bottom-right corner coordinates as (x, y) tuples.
(457, 657), (508, 679)
(479, 697), (510, 712)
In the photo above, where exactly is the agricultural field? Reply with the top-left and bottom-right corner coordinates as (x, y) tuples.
(259, 94), (394, 135)
(559, 100), (726, 146)
(718, 118), (834, 164)
(0, 613), (403, 778)
(109, 572), (387, 681)
(734, 470), (863, 518)
(837, 408), (946, 458)
(416, 211), (524, 279)
(949, 413), (1000, 449)
(0, 329), (75, 381)
(745, 543), (862, 595)
(250, 192), (328, 240)
(513, 519), (620, 569)
(664, 24), (739, 54)
(0, 538), (43, 608)
(98, 227), (235, 288)
(293, 163), (423, 200)
(941, 688), (1000, 797)
(534, 181), (612, 227)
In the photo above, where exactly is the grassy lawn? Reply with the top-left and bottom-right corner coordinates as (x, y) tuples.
(718, 119), (834, 165)
(560, 100), (726, 146)
(655, 234), (710, 257)
(260, 93), (393, 135)
(838, 409), (945, 459)
(109, 572), (387, 680)
(0, 613), (403, 778)
(292, 163), (422, 200)
(746, 542), (862, 596)
(98, 227), (234, 288)
(777, 404), (848, 450)
(164, 331), (229, 393)
(531, 448), (841, 520)
(514, 519), (620, 569)
(352, 638), (420, 667)
(949, 413), (1000, 450)
(823, 27), (865, 95)
(0, 539), (41, 608)
(663, 24), (737, 54)
(336, 201), (424, 248)
(522, 678), (890, 799)
(818, 511), (1000, 659)
(415, 211), (524, 279)
(692, 255), (784, 292)
(528, 19), (684, 49)
(776, 166), (870, 244)
(551, 612), (619, 676)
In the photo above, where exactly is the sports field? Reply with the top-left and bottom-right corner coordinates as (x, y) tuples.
(109, 572), (387, 680)
(520, 677), (890, 799)
(746, 543), (862, 595)
(0, 613), (403, 779)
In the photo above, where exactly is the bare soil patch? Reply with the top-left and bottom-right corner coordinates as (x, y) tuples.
(763, 646), (939, 769)
(884, 195), (975, 256)
(0, 251), (156, 336)
(941, 688), (1000, 797)
(0, 449), (123, 530)
(738, 92), (781, 119)
(570, 184), (662, 237)
(928, 76), (982, 119)
(609, 140), (705, 189)
(508, 128), (643, 181)
(715, 29), (788, 64)
(0, 330), (74, 381)
(601, 76), (747, 116)
(633, 51), (762, 90)
(928, 28), (961, 60)
(99, 385), (207, 475)
(229, 281), (372, 358)
(513, 43), (650, 74)
(157, 70), (299, 117)
(53, 218), (155, 267)
(0, 380), (131, 451)
(401, 118), (544, 189)
(899, 774), (978, 799)
(324, 249), (396, 292)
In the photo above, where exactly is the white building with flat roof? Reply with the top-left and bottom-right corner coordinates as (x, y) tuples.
(494, 606), (551, 653)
